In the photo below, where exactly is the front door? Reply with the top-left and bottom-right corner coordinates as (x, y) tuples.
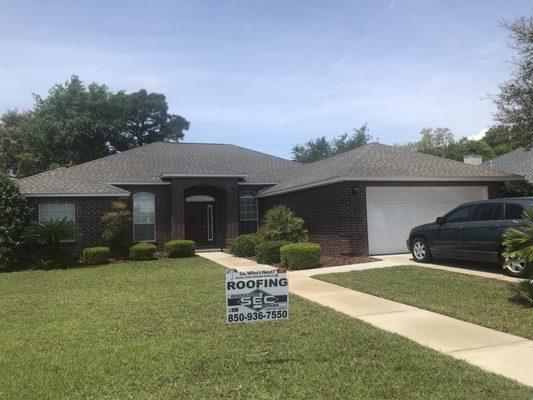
(185, 202), (215, 245)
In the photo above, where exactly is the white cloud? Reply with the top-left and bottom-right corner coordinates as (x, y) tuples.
(468, 128), (489, 141)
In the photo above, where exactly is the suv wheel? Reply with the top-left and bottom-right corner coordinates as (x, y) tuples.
(411, 237), (432, 262)
(501, 256), (530, 278)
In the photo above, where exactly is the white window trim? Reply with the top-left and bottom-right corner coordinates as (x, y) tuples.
(133, 192), (157, 243)
(38, 201), (77, 243)
(239, 191), (259, 231)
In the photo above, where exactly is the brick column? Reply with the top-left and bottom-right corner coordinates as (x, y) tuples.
(170, 179), (185, 239)
(225, 181), (239, 245)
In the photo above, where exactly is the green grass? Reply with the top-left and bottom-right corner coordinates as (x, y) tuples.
(318, 265), (533, 340)
(1, 259), (531, 399)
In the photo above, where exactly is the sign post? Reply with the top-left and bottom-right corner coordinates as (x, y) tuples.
(226, 268), (289, 324)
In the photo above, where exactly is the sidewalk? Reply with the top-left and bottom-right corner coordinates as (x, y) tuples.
(200, 251), (533, 387)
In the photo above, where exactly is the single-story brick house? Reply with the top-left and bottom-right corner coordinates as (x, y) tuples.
(17, 142), (521, 256)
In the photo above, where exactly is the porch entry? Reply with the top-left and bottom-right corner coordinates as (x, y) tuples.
(185, 195), (215, 246)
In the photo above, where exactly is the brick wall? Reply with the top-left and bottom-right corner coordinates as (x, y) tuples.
(27, 196), (118, 255)
(260, 180), (503, 257)
(261, 182), (357, 256)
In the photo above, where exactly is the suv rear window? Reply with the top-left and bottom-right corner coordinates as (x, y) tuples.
(505, 203), (525, 220)
(472, 203), (499, 221)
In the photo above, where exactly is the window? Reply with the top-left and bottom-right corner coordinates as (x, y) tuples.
(239, 191), (258, 234)
(472, 203), (499, 221)
(38, 201), (76, 242)
(445, 205), (474, 223)
(133, 192), (156, 242)
(505, 203), (525, 220)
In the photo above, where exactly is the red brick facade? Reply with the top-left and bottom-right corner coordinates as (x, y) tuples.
(27, 196), (117, 255)
(260, 181), (504, 256)
(27, 180), (506, 257)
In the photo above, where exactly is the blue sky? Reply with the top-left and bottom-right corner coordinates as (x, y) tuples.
(0, 0), (532, 158)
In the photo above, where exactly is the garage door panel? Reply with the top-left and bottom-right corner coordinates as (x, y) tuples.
(366, 186), (488, 255)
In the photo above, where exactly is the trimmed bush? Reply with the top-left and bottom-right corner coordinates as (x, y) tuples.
(280, 243), (321, 270)
(82, 247), (111, 265)
(165, 240), (195, 258)
(130, 243), (157, 261)
(230, 234), (261, 257)
(256, 240), (286, 265)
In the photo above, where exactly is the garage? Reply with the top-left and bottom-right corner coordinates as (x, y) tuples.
(366, 186), (489, 255)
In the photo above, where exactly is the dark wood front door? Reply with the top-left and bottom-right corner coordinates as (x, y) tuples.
(185, 202), (215, 245)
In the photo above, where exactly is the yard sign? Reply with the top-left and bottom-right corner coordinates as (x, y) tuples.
(226, 268), (289, 324)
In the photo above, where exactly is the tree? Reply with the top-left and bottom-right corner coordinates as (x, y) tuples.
(494, 16), (533, 149)
(0, 109), (38, 177)
(1, 76), (190, 178)
(292, 124), (372, 163)
(482, 126), (522, 157)
(101, 201), (132, 256)
(114, 89), (190, 150)
(0, 172), (31, 267)
(402, 127), (497, 161)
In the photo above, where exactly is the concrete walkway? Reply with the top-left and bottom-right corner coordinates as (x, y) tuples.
(200, 251), (533, 387)
(380, 253), (520, 283)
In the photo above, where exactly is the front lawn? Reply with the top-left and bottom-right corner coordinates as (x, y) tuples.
(1, 259), (531, 399)
(318, 265), (533, 340)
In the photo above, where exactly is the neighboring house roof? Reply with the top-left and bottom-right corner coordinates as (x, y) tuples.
(259, 143), (521, 197)
(483, 147), (533, 184)
(17, 142), (299, 196)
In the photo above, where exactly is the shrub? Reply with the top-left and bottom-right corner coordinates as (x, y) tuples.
(165, 240), (195, 258)
(25, 218), (76, 268)
(262, 205), (308, 243)
(256, 240), (286, 265)
(82, 247), (111, 265)
(280, 243), (321, 270)
(230, 233), (261, 257)
(130, 243), (157, 261)
(503, 206), (533, 263)
(0, 172), (31, 268)
(508, 279), (533, 305)
(102, 201), (132, 257)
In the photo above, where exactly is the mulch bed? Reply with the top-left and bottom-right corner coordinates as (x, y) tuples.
(242, 254), (378, 269)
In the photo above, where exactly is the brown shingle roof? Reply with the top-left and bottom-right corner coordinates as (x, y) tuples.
(17, 142), (299, 195)
(17, 141), (520, 197)
(483, 147), (533, 183)
(259, 143), (521, 197)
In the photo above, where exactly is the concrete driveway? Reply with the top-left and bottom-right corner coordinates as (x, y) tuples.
(379, 253), (520, 282)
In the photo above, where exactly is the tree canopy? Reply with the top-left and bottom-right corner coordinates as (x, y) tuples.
(0, 76), (189, 177)
(401, 126), (522, 162)
(494, 16), (533, 148)
(292, 124), (373, 163)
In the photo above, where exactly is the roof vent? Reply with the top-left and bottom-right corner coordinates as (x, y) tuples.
(463, 150), (482, 165)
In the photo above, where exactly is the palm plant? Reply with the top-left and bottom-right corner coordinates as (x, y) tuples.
(262, 205), (308, 243)
(25, 218), (75, 267)
(502, 206), (533, 303)
(503, 206), (533, 264)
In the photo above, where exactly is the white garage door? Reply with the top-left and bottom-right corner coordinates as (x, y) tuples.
(366, 186), (488, 255)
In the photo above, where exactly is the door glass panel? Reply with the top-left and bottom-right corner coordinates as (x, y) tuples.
(472, 204), (498, 221)
(445, 205), (474, 223)
(505, 203), (525, 220)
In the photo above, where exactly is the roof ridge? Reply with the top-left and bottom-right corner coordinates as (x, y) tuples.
(224, 143), (298, 164)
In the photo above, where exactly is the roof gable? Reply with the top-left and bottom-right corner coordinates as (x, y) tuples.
(259, 143), (521, 197)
